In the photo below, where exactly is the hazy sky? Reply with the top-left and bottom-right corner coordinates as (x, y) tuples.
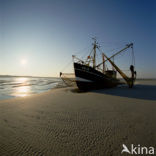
(0, 0), (155, 78)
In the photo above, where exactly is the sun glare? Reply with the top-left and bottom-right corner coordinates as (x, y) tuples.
(21, 59), (27, 65)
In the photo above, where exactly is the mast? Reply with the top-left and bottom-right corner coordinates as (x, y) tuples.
(102, 53), (105, 73)
(112, 56), (115, 71)
(92, 38), (97, 68)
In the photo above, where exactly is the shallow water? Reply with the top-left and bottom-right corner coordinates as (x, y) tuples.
(0, 76), (62, 100)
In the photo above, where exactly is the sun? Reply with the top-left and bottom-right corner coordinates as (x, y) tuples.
(20, 59), (27, 65)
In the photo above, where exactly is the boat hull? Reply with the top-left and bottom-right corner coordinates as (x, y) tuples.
(74, 63), (120, 90)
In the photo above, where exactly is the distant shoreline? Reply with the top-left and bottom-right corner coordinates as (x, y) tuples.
(0, 75), (156, 80)
(0, 75), (59, 79)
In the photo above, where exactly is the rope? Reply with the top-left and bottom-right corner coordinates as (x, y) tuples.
(60, 59), (73, 73)
(60, 45), (91, 73)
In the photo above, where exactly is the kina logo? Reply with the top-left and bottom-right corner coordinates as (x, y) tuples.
(121, 144), (155, 155)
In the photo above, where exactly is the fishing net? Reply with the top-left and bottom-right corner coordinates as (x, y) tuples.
(60, 72), (76, 87)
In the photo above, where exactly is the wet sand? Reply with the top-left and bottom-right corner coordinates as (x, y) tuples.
(0, 80), (156, 155)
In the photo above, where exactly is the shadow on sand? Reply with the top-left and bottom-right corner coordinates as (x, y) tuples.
(92, 84), (156, 101)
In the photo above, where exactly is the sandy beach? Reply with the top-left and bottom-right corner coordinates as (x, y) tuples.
(0, 80), (156, 156)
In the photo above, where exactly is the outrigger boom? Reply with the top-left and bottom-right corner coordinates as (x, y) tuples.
(97, 43), (136, 88)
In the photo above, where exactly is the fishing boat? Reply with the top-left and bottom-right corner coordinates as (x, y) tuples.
(60, 38), (136, 90)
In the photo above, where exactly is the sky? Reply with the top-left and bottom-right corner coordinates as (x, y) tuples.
(0, 0), (155, 78)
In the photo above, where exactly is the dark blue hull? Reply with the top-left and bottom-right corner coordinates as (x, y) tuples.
(74, 63), (120, 90)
